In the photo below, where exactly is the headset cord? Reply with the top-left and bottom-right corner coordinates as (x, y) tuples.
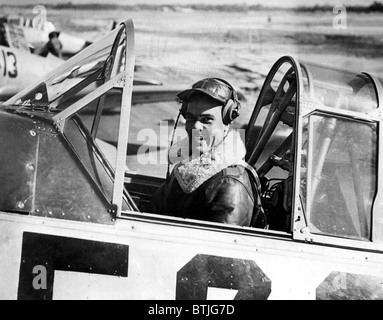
(167, 109), (182, 181)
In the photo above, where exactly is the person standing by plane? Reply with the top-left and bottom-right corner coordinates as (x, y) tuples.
(35, 31), (63, 58)
(153, 78), (266, 227)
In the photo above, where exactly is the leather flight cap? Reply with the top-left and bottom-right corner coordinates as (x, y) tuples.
(177, 78), (233, 104)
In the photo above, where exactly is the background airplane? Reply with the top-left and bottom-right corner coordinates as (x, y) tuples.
(4, 14), (92, 59)
(0, 20), (62, 101)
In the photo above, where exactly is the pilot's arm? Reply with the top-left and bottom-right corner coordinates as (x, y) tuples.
(204, 175), (255, 226)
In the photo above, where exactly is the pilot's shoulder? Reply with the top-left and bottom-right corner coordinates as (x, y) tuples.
(212, 165), (254, 199)
(222, 164), (247, 177)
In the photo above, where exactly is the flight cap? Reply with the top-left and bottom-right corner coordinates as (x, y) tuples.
(177, 78), (234, 104)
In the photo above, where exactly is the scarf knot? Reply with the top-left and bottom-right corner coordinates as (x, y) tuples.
(170, 130), (246, 194)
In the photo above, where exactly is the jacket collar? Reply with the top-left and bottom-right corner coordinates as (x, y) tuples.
(170, 129), (246, 194)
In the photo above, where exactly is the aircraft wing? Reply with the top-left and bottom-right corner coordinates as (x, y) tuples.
(0, 86), (22, 101)
(130, 84), (184, 105)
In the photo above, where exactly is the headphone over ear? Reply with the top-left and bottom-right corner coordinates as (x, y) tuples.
(217, 78), (241, 125)
(222, 97), (239, 126)
(180, 78), (241, 126)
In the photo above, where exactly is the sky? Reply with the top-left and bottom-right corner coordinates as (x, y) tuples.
(0, 0), (379, 7)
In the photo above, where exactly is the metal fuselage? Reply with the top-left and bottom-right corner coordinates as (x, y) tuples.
(1, 209), (382, 300)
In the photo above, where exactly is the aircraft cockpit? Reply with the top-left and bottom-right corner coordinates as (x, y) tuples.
(0, 17), (30, 52)
(2, 20), (383, 254)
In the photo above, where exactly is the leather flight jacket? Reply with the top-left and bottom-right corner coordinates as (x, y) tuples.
(153, 164), (266, 228)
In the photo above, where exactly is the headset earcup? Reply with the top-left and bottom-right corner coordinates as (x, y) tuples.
(222, 99), (239, 125)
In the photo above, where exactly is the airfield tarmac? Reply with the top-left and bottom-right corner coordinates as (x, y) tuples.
(2, 6), (383, 178)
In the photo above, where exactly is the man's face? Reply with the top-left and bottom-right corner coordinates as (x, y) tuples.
(184, 93), (227, 155)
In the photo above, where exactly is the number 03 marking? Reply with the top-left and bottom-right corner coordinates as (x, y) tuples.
(0, 50), (18, 78)
(6, 52), (17, 78)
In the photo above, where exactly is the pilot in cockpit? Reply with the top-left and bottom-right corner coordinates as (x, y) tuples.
(153, 78), (266, 228)
(35, 31), (63, 58)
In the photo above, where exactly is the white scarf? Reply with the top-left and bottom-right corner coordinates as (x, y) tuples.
(168, 130), (247, 194)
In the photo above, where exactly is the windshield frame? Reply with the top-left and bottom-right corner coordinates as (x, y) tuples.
(293, 64), (383, 251)
(4, 25), (122, 109)
(5, 20), (136, 217)
(56, 20), (136, 217)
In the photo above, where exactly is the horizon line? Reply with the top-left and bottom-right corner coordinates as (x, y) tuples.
(0, 2), (378, 9)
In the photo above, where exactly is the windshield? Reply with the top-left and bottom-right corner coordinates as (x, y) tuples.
(4, 26), (122, 109)
(299, 62), (379, 241)
(300, 61), (378, 114)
